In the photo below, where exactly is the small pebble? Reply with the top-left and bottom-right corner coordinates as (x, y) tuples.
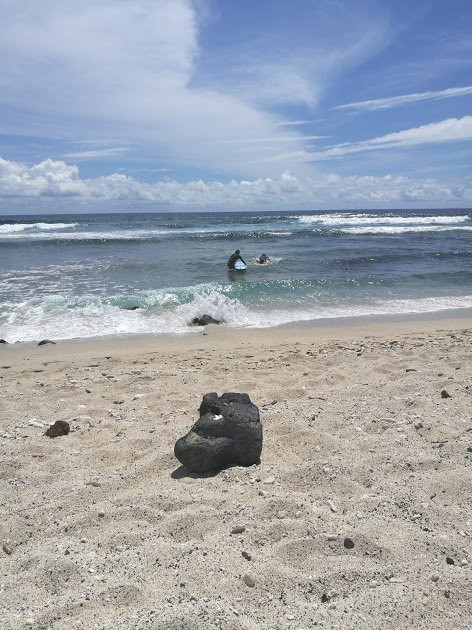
(231, 526), (245, 535)
(344, 537), (355, 549)
(431, 572), (440, 582)
(242, 551), (252, 561)
(243, 573), (256, 587)
(441, 390), (451, 399)
(3, 543), (13, 555)
(446, 557), (454, 565)
(263, 476), (275, 484)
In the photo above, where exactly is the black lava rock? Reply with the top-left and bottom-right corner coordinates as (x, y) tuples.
(446, 556), (455, 565)
(344, 537), (355, 549)
(0, 339), (7, 344)
(38, 339), (56, 346)
(441, 389), (451, 399)
(190, 315), (222, 326)
(174, 392), (262, 473)
(45, 420), (70, 438)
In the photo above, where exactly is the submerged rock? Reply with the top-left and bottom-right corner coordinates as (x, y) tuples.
(122, 305), (140, 310)
(190, 315), (223, 326)
(174, 392), (262, 473)
(0, 339), (7, 344)
(38, 339), (56, 346)
(45, 420), (70, 438)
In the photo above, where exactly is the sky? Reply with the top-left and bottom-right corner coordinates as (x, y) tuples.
(0, 0), (471, 212)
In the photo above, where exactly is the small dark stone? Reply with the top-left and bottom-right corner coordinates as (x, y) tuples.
(123, 305), (139, 310)
(174, 392), (262, 473)
(441, 389), (451, 399)
(446, 557), (455, 565)
(343, 537), (355, 549)
(45, 420), (70, 438)
(321, 594), (329, 603)
(444, 591), (450, 599)
(406, 368), (417, 372)
(190, 315), (222, 327)
(467, 446), (472, 453)
(0, 339), (7, 344)
(242, 551), (252, 561)
(38, 339), (56, 346)
(231, 526), (245, 535)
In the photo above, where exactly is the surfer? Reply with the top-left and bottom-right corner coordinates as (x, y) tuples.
(257, 252), (270, 264)
(227, 249), (246, 269)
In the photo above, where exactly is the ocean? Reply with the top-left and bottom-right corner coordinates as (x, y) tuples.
(0, 209), (471, 342)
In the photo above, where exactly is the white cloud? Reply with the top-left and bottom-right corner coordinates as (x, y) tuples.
(62, 148), (129, 159)
(0, 0), (306, 176)
(271, 116), (472, 162)
(1, 156), (471, 206)
(335, 85), (472, 111)
(0, 0), (391, 177)
(219, 136), (327, 144)
(275, 120), (321, 127)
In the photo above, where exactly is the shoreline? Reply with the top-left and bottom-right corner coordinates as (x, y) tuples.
(2, 311), (471, 361)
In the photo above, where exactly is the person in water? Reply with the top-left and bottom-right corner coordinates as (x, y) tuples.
(227, 249), (246, 269)
(257, 252), (270, 264)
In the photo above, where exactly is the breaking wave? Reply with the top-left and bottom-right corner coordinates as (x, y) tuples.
(0, 222), (79, 234)
(2, 286), (472, 343)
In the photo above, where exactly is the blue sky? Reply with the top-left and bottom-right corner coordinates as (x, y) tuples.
(0, 0), (471, 210)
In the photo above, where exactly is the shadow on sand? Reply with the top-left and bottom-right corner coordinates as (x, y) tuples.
(170, 465), (221, 480)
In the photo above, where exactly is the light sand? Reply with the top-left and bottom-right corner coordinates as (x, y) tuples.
(1, 317), (471, 629)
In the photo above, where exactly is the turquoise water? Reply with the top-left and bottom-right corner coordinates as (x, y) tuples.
(0, 209), (471, 341)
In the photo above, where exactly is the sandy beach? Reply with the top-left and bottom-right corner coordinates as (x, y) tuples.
(1, 317), (471, 629)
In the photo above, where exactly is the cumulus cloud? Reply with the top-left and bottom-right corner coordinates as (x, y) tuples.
(334, 85), (472, 111)
(271, 116), (472, 162)
(1, 156), (471, 206)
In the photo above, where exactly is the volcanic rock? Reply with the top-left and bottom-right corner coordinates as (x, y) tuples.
(45, 420), (70, 438)
(38, 339), (56, 346)
(174, 392), (262, 473)
(190, 315), (222, 326)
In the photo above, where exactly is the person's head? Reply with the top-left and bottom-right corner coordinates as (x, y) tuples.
(235, 249), (240, 254)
